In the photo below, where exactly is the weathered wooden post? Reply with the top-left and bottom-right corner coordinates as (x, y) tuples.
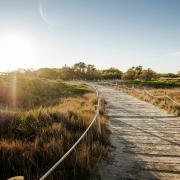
(8, 176), (24, 180)
(95, 88), (101, 134)
(164, 90), (167, 106)
(96, 104), (101, 134)
(143, 88), (146, 96)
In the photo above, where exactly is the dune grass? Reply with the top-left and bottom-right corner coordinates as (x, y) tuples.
(0, 74), (91, 110)
(0, 76), (110, 180)
(108, 80), (180, 116)
(126, 79), (180, 88)
(120, 87), (180, 116)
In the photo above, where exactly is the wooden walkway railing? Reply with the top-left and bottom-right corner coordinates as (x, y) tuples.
(100, 81), (180, 106)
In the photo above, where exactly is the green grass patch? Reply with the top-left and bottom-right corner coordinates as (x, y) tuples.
(126, 79), (180, 88)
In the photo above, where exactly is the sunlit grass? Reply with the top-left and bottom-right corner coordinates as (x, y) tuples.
(0, 74), (91, 111)
(12, 73), (17, 110)
(0, 79), (110, 179)
(121, 87), (180, 116)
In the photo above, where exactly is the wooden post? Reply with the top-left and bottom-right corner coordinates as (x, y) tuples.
(8, 176), (24, 180)
(164, 90), (167, 106)
(96, 105), (101, 134)
(143, 88), (145, 96)
(96, 90), (101, 134)
(132, 84), (134, 89)
(94, 87), (101, 134)
(123, 84), (125, 93)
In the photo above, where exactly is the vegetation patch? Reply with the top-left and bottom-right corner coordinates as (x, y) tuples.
(0, 92), (110, 180)
(0, 76), (110, 180)
(0, 74), (91, 110)
(119, 87), (180, 116)
(125, 79), (180, 88)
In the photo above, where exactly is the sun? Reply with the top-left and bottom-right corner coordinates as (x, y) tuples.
(0, 34), (39, 71)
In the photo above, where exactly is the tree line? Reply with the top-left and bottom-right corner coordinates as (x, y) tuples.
(4, 62), (180, 81)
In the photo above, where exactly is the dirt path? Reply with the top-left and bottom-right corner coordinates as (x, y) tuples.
(97, 85), (180, 180)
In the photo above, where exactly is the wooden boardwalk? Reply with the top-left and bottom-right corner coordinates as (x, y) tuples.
(97, 85), (180, 180)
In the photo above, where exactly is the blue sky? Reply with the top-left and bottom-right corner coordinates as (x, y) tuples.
(0, 0), (180, 73)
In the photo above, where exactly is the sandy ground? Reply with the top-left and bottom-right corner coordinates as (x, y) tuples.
(96, 84), (180, 180)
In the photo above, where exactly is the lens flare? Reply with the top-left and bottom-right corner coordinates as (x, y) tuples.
(39, 0), (55, 26)
(12, 73), (17, 110)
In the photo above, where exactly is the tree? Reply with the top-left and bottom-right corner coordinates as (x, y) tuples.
(59, 66), (75, 80)
(122, 67), (136, 80)
(135, 66), (143, 79)
(140, 68), (157, 80)
(102, 68), (123, 79)
(86, 64), (99, 80)
(73, 62), (87, 79)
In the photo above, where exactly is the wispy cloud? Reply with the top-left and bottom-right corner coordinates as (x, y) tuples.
(168, 51), (180, 56)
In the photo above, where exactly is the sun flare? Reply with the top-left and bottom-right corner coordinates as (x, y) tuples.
(0, 34), (38, 71)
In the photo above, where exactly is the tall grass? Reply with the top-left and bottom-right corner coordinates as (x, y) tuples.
(120, 87), (180, 116)
(0, 74), (91, 110)
(0, 76), (110, 179)
(0, 93), (110, 180)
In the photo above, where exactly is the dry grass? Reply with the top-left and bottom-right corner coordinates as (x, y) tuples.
(119, 87), (180, 116)
(0, 75), (91, 111)
(0, 93), (110, 180)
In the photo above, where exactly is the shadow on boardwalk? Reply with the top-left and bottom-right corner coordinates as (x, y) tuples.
(99, 117), (160, 180)
(97, 84), (180, 180)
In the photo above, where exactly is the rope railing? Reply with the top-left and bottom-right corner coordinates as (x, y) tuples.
(101, 81), (180, 107)
(143, 89), (180, 106)
(39, 86), (101, 180)
(166, 95), (180, 106)
(9, 86), (101, 180)
(143, 89), (166, 99)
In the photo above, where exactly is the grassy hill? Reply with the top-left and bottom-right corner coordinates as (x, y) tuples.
(0, 75), (110, 179)
(0, 74), (91, 110)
